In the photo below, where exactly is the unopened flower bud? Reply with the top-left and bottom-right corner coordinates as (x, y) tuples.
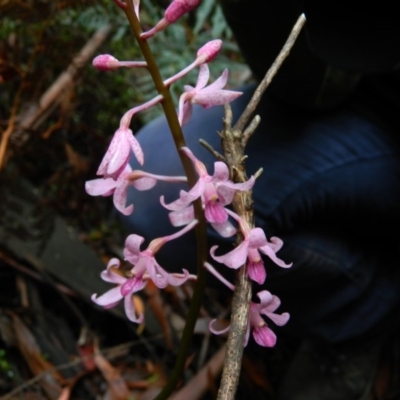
(141, 0), (201, 39)
(196, 39), (223, 63)
(165, 0), (201, 23)
(93, 54), (147, 71)
(93, 54), (120, 71)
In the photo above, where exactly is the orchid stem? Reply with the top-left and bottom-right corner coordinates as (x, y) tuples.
(122, 4), (208, 399)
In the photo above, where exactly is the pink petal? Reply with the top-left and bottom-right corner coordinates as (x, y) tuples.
(168, 206), (195, 227)
(146, 258), (169, 289)
(120, 276), (146, 296)
(195, 64), (210, 90)
(216, 176), (255, 204)
(204, 201), (228, 224)
(210, 220), (237, 237)
(126, 129), (144, 166)
(124, 234), (145, 264)
(113, 180), (133, 215)
(210, 240), (249, 269)
(252, 325), (277, 347)
(133, 0), (140, 18)
(265, 311), (290, 327)
(259, 243), (292, 268)
(193, 90), (242, 108)
(209, 319), (231, 336)
(258, 292), (281, 313)
(160, 179), (205, 211)
(247, 259), (266, 285)
(257, 292), (290, 326)
(211, 161), (230, 182)
(269, 236), (284, 252)
(98, 128), (133, 178)
(132, 176), (157, 190)
(256, 290), (274, 306)
(201, 69), (228, 92)
(91, 286), (123, 307)
(100, 258), (126, 284)
(178, 93), (193, 126)
(181, 146), (208, 177)
(96, 129), (122, 176)
(85, 178), (117, 196)
(248, 228), (269, 249)
(124, 293), (144, 324)
(167, 269), (190, 286)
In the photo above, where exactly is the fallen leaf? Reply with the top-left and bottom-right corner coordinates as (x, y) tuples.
(12, 313), (63, 399)
(94, 341), (130, 400)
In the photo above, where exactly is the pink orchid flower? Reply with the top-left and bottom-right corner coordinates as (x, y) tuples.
(161, 147), (254, 230)
(91, 258), (147, 324)
(97, 127), (144, 179)
(85, 164), (187, 216)
(210, 212), (292, 284)
(97, 95), (163, 180)
(178, 64), (242, 126)
(246, 290), (290, 347)
(204, 262), (290, 347)
(123, 220), (198, 289)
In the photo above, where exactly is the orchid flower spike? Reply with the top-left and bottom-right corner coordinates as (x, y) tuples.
(210, 211), (292, 284)
(141, 0), (201, 39)
(91, 258), (146, 324)
(92, 54), (147, 71)
(85, 164), (187, 215)
(123, 220), (198, 288)
(161, 147), (254, 237)
(204, 262), (290, 347)
(178, 63), (242, 126)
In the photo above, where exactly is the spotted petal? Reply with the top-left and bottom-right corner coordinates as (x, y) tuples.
(193, 89), (243, 109)
(85, 177), (117, 196)
(195, 63), (210, 90)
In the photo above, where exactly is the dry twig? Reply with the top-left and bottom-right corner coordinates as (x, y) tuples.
(215, 14), (306, 400)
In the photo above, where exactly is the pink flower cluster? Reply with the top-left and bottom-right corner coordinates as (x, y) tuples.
(92, 221), (198, 323)
(87, 0), (292, 348)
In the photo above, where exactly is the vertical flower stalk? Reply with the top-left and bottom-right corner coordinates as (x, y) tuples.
(120, 3), (209, 399)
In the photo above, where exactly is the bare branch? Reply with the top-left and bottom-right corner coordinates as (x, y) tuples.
(234, 13), (306, 133)
(216, 14), (306, 400)
(199, 138), (226, 162)
(242, 115), (261, 147)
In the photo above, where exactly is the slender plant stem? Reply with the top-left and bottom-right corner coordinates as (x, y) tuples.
(216, 14), (306, 399)
(122, 4), (208, 399)
(234, 13), (306, 132)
